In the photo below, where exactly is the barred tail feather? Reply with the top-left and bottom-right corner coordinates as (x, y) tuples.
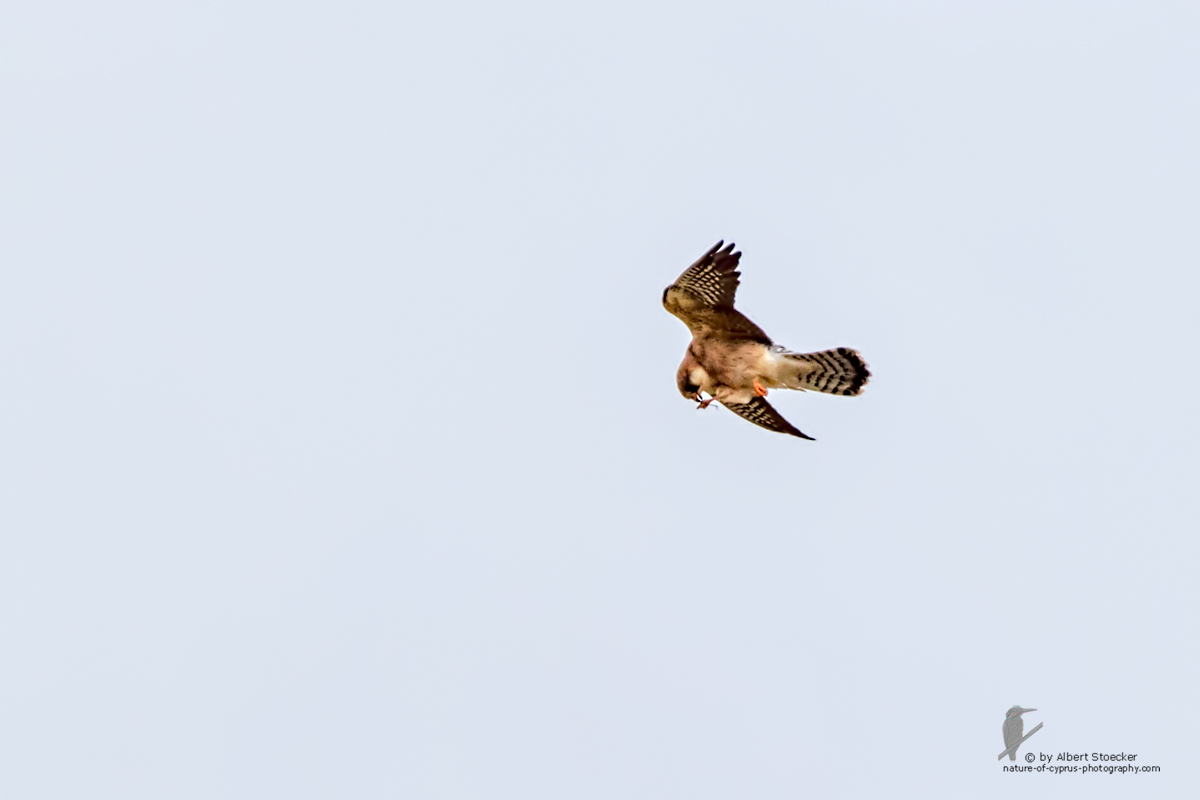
(780, 347), (870, 396)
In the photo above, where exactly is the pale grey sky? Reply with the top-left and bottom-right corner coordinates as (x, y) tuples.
(2, 1), (1198, 797)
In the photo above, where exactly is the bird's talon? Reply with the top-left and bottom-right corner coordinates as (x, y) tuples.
(753, 379), (768, 397)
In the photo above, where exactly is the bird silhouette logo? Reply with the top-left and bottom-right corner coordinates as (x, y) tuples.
(999, 706), (1042, 761)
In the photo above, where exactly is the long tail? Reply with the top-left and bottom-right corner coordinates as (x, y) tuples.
(775, 347), (870, 396)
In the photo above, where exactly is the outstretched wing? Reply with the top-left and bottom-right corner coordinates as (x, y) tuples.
(662, 241), (771, 343)
(721, 397), (814, 440)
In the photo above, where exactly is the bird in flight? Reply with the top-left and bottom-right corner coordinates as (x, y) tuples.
(662, 241), (870, 439)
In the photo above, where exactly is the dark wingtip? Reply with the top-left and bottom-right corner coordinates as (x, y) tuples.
(781, 418), (815, 440)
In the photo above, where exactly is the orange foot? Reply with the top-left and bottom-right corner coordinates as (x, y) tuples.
(696, 397), (715, 410)
(753, 379), (768, 397)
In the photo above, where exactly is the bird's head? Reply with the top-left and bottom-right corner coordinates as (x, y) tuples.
(676, 361), (701, 401)
(1006, 706), (1036, 719)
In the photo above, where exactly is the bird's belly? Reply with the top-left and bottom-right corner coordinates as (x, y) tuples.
(709, 342), (772, 389)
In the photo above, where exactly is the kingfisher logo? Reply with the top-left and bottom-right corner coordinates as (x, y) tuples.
(998, 708), (1163, 774)
(999, 706), (1042, 761)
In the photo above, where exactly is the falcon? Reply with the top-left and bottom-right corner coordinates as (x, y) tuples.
(662, 240), (870, 439)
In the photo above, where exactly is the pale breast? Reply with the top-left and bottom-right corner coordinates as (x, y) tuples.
(697, 340), (770, 389)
